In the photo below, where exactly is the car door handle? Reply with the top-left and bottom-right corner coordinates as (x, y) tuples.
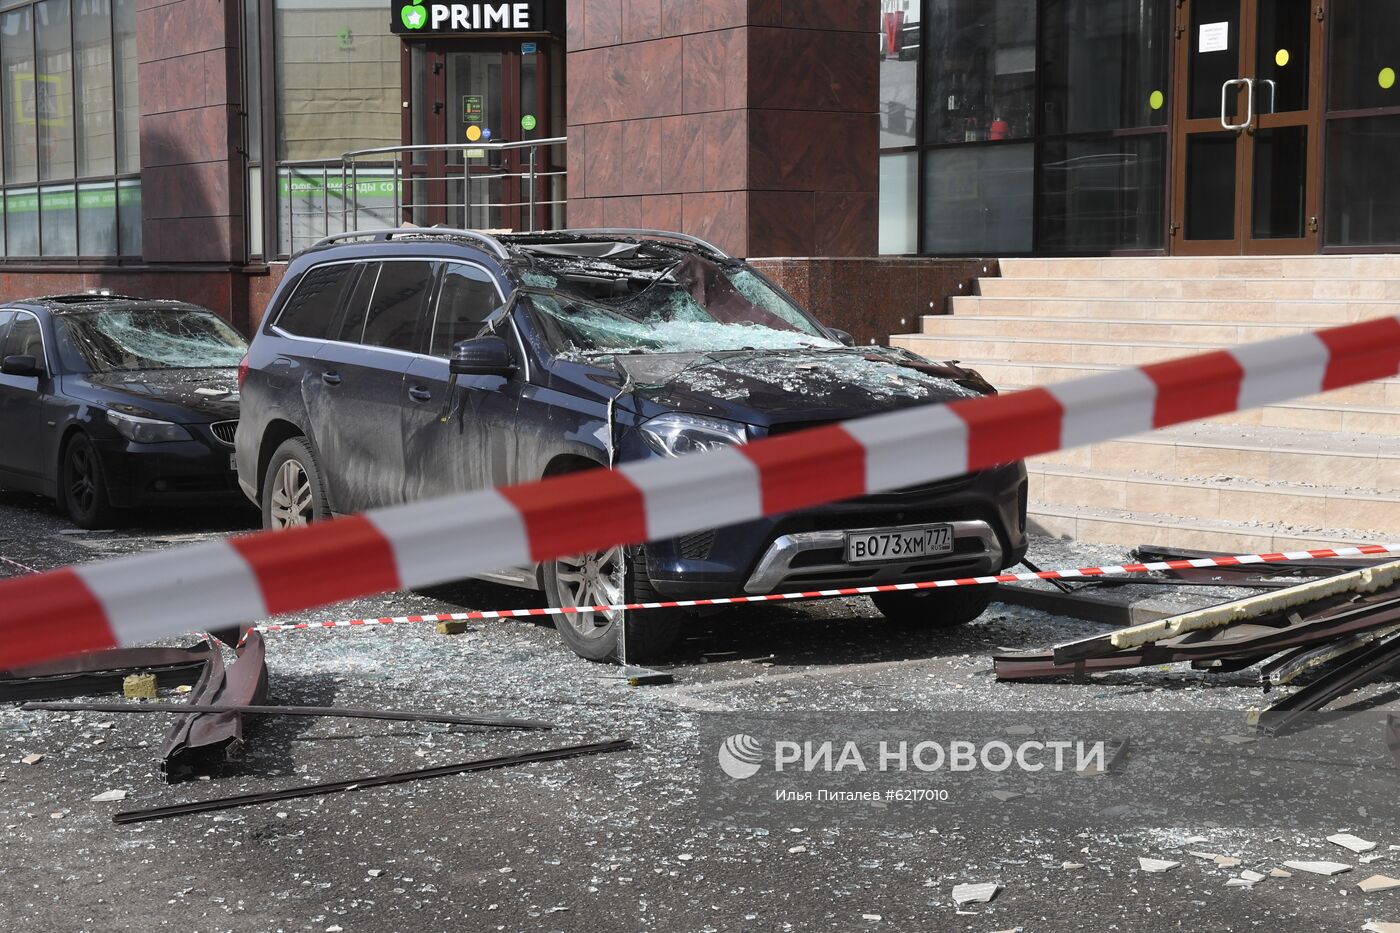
(408, 386), (433, 402)
(321, 371), (342, 387)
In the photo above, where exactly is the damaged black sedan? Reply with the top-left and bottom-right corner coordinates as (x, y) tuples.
(237, 229), (1028, 661)
(0, 295), (248, 528)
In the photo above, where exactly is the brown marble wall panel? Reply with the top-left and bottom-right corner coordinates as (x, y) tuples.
(751, 258), (996, 346)
(247, 265), (289, 330)
(142, 163), (231, 220)
(574, 0), (623, 50)
(623, 0), (663, 42)
(777, 0), (875, 32)
(682, 191), (748, 257)
(580, 120), (623, 197)
(567, 197), (606, 228)
(602, 196), (644, 226)
(661, 0), (746, 36)
(621, 118), (664, 196)
(567, 39), (684, 125)
(682, 28), (746, 114)
(814, 191), (878, 256)
(748, 190), (814, 256)
(639, 193), (684, 231)
(144, 217), (235, 264)
(139, 106), (234, 167)
(660, 113), (705, 194)
(747, 27), (877, 112)
(702, 110), (747, 191)
(566, 123), (589, 200)
(137, 53), (207, 115)
(749, 110), (878, 192)
(136, 0), (226, 63)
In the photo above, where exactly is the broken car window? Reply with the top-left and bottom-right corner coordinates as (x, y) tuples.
(55, 308), (247, 373)
(521, 250), (838, 356)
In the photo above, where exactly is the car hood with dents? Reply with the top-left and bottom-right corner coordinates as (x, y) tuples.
(602, 347), (994, 427)
(65, 368), (241, 423)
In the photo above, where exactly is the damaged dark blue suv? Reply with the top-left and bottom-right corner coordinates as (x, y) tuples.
(236, 229), (1028, 661)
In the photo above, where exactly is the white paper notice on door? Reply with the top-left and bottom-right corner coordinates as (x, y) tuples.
(1199, 21), (1230, 53)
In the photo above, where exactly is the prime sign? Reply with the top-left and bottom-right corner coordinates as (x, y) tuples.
(391, 0), (542, 34)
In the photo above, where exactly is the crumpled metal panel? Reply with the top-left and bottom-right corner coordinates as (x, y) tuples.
(158, 631), (268, 782)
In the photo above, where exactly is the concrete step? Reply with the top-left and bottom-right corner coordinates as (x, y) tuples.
(999, 256), (1400, 281)
(947, 295), (1400, 325)
(919, 314), (1313, 345)
(1036, 422), (1400, 493)
(977, 276), (1400, 301)
(1028, 503), (1390, 554)
(895, 355), (1400, 410)
(896, 333), (1241, 367)
(1028, 463), (1400, 535)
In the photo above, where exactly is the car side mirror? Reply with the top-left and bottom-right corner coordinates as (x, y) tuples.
(828, 328), (856, 347)
(1, 355), (42, 378)
(449, 335), (516, 377)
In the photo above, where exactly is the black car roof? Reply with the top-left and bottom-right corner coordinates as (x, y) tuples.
(8, 295), (211, 316)
(294, 228), (729, 266)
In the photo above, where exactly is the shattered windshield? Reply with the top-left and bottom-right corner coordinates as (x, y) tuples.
(55, 308), (247, 373)
(521, 251), (840, 356)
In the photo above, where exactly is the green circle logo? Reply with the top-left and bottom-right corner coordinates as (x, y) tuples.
(1149, 90), (1164, 111)
(521, 114), (537, 131)
(401, 0), (426, 30)
(1382, 67), (1397, 90)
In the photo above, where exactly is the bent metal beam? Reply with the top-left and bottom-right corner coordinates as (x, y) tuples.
(0, 317), (1395, 672)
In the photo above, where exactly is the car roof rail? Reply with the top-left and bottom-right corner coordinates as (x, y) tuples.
(558, 228), (730, 259)
(310, 228), (511, 261)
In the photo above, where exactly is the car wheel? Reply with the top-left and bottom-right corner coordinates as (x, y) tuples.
(62, 434), (120, 530)
(262, 437), (332, 530)
(871, 587), (994, 630)
(544, 547), (684, 663)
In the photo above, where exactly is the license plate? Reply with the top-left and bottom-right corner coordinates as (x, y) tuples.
(845, 524), (954, 563)
(229, 453), (238, 471)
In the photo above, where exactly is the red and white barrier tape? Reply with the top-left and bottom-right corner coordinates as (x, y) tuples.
(246, 544), (1400, 636)
(1, 316), (1397, 670)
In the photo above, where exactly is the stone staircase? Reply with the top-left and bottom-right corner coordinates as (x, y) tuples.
(892, 256), (1400, 553)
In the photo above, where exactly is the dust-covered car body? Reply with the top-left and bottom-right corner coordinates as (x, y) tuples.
(0, 294), (247, 528)
(237, 229), (1028, 660)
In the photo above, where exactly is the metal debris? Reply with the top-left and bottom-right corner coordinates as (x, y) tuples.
(157, 630), (269, 783)
(23, 700), (552, 731)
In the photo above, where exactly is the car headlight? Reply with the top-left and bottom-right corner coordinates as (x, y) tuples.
(106, 409), (194, 444)
(640, 413), (747, 458)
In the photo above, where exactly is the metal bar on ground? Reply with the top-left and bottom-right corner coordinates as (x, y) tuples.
(22, 701), (552, 731)
(1255, 631), (1400, 736)
(112, 739), (635, 824)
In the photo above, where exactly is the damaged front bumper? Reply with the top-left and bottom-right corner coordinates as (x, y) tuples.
(642, 462), (1028, 599)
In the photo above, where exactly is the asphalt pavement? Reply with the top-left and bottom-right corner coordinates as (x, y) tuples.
(1, 491), (1397, 933)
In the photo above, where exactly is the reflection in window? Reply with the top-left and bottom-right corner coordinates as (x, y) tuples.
(1039, 137), (1166, 251)
(36, 0), (74, 182)
(2, 8), (38, 186)
(1328, 0), (1400, 113)
(923, 0), (1037, 145)
(880, 1), (921, 148)
(75, 0), (116, 177)
(924, 145), (1034, 253)
(1325, 116), (1400, 248)
(114, 0), (138, 173)
(1041, 0), (1170, 135)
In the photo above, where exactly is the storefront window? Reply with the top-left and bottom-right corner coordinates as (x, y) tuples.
(1039, 136), (1166, 251)
(879, 152), (918, 254)
(1325, 116), (1400, 248)
(924, 144), (1034, 253)
(75, 0), (116, 177)
(274, 0), (401, 161)
(1327, 0), (1399, 113)
(1040, 0), (1170, 135)
(3, 7), (38, 186)
(923, 0), (1037, 145)
(880, 1), (920, 148)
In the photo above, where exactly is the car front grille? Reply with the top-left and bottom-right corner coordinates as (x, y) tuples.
(210, 421), (238, 446)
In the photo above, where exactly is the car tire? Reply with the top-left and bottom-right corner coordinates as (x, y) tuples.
(261, 437), (332, 530)
(62, 433), (120, 530)
(871, 587), (994, 630)
(544, 547), (684, 664)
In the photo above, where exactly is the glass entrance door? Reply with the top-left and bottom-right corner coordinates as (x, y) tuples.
(405, 41), (555, 232)
(1171, 0), (1324, 254)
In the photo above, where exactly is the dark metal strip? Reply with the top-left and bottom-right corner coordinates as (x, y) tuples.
(22, 701), (552, 731)
(113, 739), (635, 824)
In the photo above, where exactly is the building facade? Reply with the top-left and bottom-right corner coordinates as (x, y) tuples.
(0, 0), (1393, 327)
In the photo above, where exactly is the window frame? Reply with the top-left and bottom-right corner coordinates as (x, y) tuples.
(426, 259), (508, 358)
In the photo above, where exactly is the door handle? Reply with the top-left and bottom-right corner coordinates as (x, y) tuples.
(408, 386), (433, 402)
(321, 371), (342, 387)
(1221, 78), (1254, 131)
(1258, 78), (1277, 116)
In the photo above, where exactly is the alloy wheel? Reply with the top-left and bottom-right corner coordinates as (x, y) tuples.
(553, 546), (627, 642)
(268, 459), (315, 528)
(68, 446), (97, 516)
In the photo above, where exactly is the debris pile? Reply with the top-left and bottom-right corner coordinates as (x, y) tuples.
(994, 547), (1400, 731)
